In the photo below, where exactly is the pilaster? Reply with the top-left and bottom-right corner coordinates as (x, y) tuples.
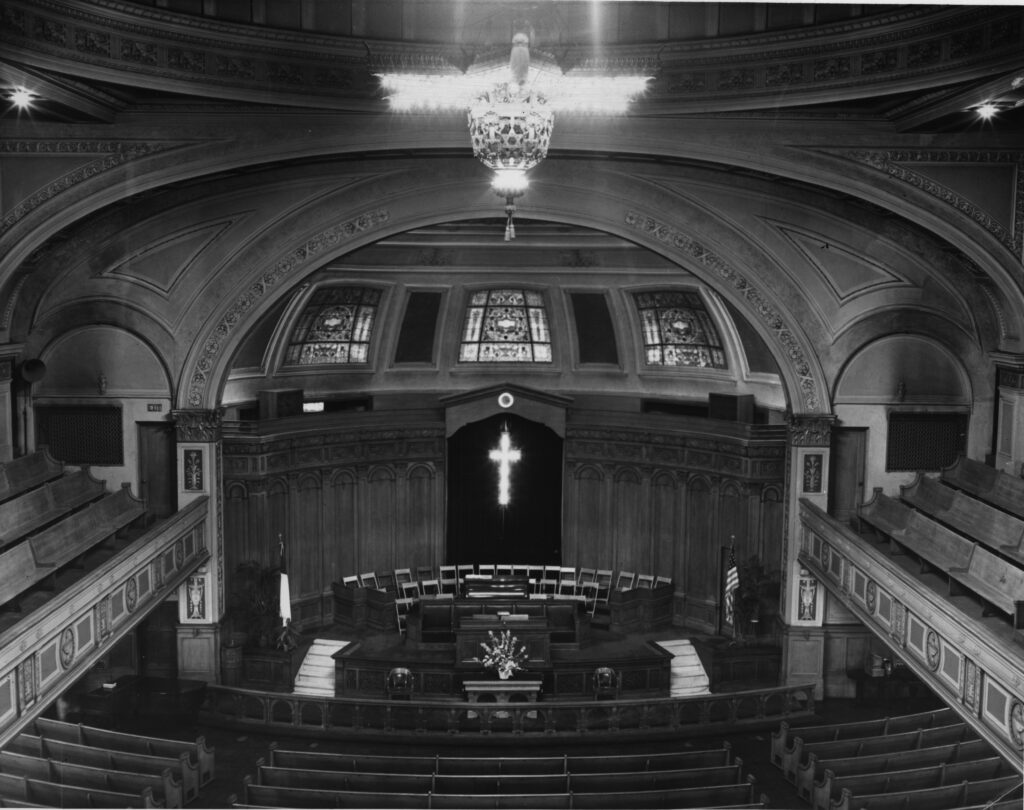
(993, 354), (1024, 477)
(780, 413), (836, 697)
(0, 356), (13, 462)
(171, 408), (225, 682)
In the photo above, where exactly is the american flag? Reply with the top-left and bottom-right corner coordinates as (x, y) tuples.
(723, 546), (739, 627)
(278, 536), (291, 626)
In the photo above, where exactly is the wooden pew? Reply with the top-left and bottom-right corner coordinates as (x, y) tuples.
(782, 722), (974, 784)
(35, 717), (214, 786)
(568, 745), (732, 773)
(256, 764), (434, 794)
(10, 732), (199, 804)
(0, 544), (50, 609)
(812, 756), (1011, 810)
(0, 469), (106, 549)
(0, 770), (161, 808)
(830, 774), (1023, 810)
(435, 756), (566, 776)
(242, 777), (430, 808)
(269, 747), (439, 774)
(900, 474), (1024, 561)
(431, 794), (571, 809)
(0, 451), (63, 505)
(570, 777), (758, 809)
(568, 762), (742, 793)
(774, 707), (956, 778)
(948, 544), (1024, 629)
(0, 749), (182, 808)
(795, 736), (991, 801)
(941, 456), (1024, 521)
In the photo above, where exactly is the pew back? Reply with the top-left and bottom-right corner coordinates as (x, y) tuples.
(0, 470), (106, 549)
(0, 451), (63, 504)
(0, 771), (160, 808)
(942, 456), (1024, 520)
(831, 774), (1022, 810)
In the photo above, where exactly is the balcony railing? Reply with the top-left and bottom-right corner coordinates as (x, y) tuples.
(200, 681), (815, 738)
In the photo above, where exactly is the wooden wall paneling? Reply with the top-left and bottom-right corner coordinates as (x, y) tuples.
(224, 481), (251, 586)
(404, 463), (439, 571)
(266, 477), (290, 567)
(684, 475), (715, 601)
(612, 467), (644, 573)
(759, 485), (784, 572)
(719, 479), (747, 555)
(293, 472), (323, 602)
(570, 464), (606, 570)
(650, 471), (677, 579)
(327, 469), (358, 587)
(364, 465), (397, 574)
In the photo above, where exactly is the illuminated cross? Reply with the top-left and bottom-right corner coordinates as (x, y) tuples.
(489, 429), (521, 506)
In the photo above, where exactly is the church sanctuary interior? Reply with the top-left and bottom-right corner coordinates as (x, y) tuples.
(3, 1), (1024, 808)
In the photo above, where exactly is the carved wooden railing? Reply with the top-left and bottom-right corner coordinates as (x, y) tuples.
(799, 498), (1024, 770)
(0, 497), (210, 749)
(200, 681), (815, 738)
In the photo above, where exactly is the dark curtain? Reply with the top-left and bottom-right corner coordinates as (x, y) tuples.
(447, 413), (562, 566)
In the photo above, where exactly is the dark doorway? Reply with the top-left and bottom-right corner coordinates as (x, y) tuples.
(138, 422), (177, 520)
(829, 426), (867, 527)
(447, 413), (562, 566)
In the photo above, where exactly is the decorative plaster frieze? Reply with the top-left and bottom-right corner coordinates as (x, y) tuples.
(625, 210), (820, 411)
(788, 415), (835, 447)
(0, 140), (176, 234)
(842, 149), (1024, 259)
(172, 408), (224, 443)
(185, 208), (389, 408)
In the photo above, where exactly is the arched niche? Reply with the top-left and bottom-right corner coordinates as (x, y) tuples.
(36, 325), (170, 398)
(834, 335), (970, 405)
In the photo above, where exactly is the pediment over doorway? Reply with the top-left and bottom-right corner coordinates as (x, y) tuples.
(440, 384), (573, 438)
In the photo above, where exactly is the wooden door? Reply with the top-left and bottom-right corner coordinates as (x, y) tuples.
(138, 422), (176, 519)
(829, 427), (867, 526)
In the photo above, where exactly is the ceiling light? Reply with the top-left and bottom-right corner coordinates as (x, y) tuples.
(10, 88), (33, 108)
(379, 31), (651, 240)
(976, 102), (999, 119)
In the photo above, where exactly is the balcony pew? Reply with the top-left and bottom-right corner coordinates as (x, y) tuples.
(782, 722), (974, 784)
(268, 747), (438, 774)
(0, 771), (161, 808)
(772, 707), (955, 774)
(35, 716), (214, 786)
(830, 774), (1023, 810)
(570, 777), (759, 809)
(941, 455), (1024, 520)
(795, 737), (991, 802)
(9, 732), (199, 804)
(812, 756), (1012, 810)
(0, 469), (106, 550)
(0, 450), (63, 504)
(256, 764), (434, 794)
(0, 749), (182, 808)
(435, 756), (566, 776)
(241, 777), (430, 808)
(430, 775), (571, 795)
(947, 544), (1024, 629)
(859, 492), (975, 574)
(0, 487), (146, 609)
(900, 475), (1024, 562)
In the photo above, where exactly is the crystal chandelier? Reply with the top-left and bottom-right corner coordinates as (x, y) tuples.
(377, 31), (650, 240)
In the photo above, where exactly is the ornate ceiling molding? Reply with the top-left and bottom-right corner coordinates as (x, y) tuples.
(185, 208), (390, 408)
(843, 149), (1024, 261)
(624, 209), (821, 413)
(0, 139), (180, 234)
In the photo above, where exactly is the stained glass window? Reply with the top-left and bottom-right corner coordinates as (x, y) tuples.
(633, 290), (727, 368)
(283, 286), (380, 365)
(459, 289), (552, 363)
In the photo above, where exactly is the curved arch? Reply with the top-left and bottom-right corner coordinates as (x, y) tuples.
(267, 477), (289, 497)
(573, 463), (606, 482)
(296, 472), (322, 492)
(176, 158), (830, 414)
(329, 468), (358, 487)
(367, 465), (397, 483)
(613, 466), (642, 485)
(406, 463), (436, 481)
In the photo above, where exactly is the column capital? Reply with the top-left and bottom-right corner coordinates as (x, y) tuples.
(172, 408), (224, 443)
(787, 414), (837, 447)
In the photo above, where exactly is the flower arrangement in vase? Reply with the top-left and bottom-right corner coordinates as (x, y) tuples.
(480, 629), (528, 680)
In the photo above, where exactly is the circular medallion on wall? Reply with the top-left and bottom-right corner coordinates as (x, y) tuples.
(125, 577), (138, 613)
(497, 391), (514, 409)
(175, 539), (184, 568)
(925, 630), (941, 671)
(865, 580), (877, 613)
(820, 543), (831, 570)
(59, 627), (75, 669)
(1010, 701), (1024, 748)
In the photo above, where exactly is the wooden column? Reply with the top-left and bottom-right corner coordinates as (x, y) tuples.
(994, 356), (1024, 476)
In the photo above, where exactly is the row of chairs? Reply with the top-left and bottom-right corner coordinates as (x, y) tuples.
(344, 565), (671, 601)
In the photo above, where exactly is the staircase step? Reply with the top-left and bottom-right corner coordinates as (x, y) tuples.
(292, 639), (350, 696)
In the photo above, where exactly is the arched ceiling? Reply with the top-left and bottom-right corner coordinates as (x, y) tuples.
(1, 1), (1022, 419)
